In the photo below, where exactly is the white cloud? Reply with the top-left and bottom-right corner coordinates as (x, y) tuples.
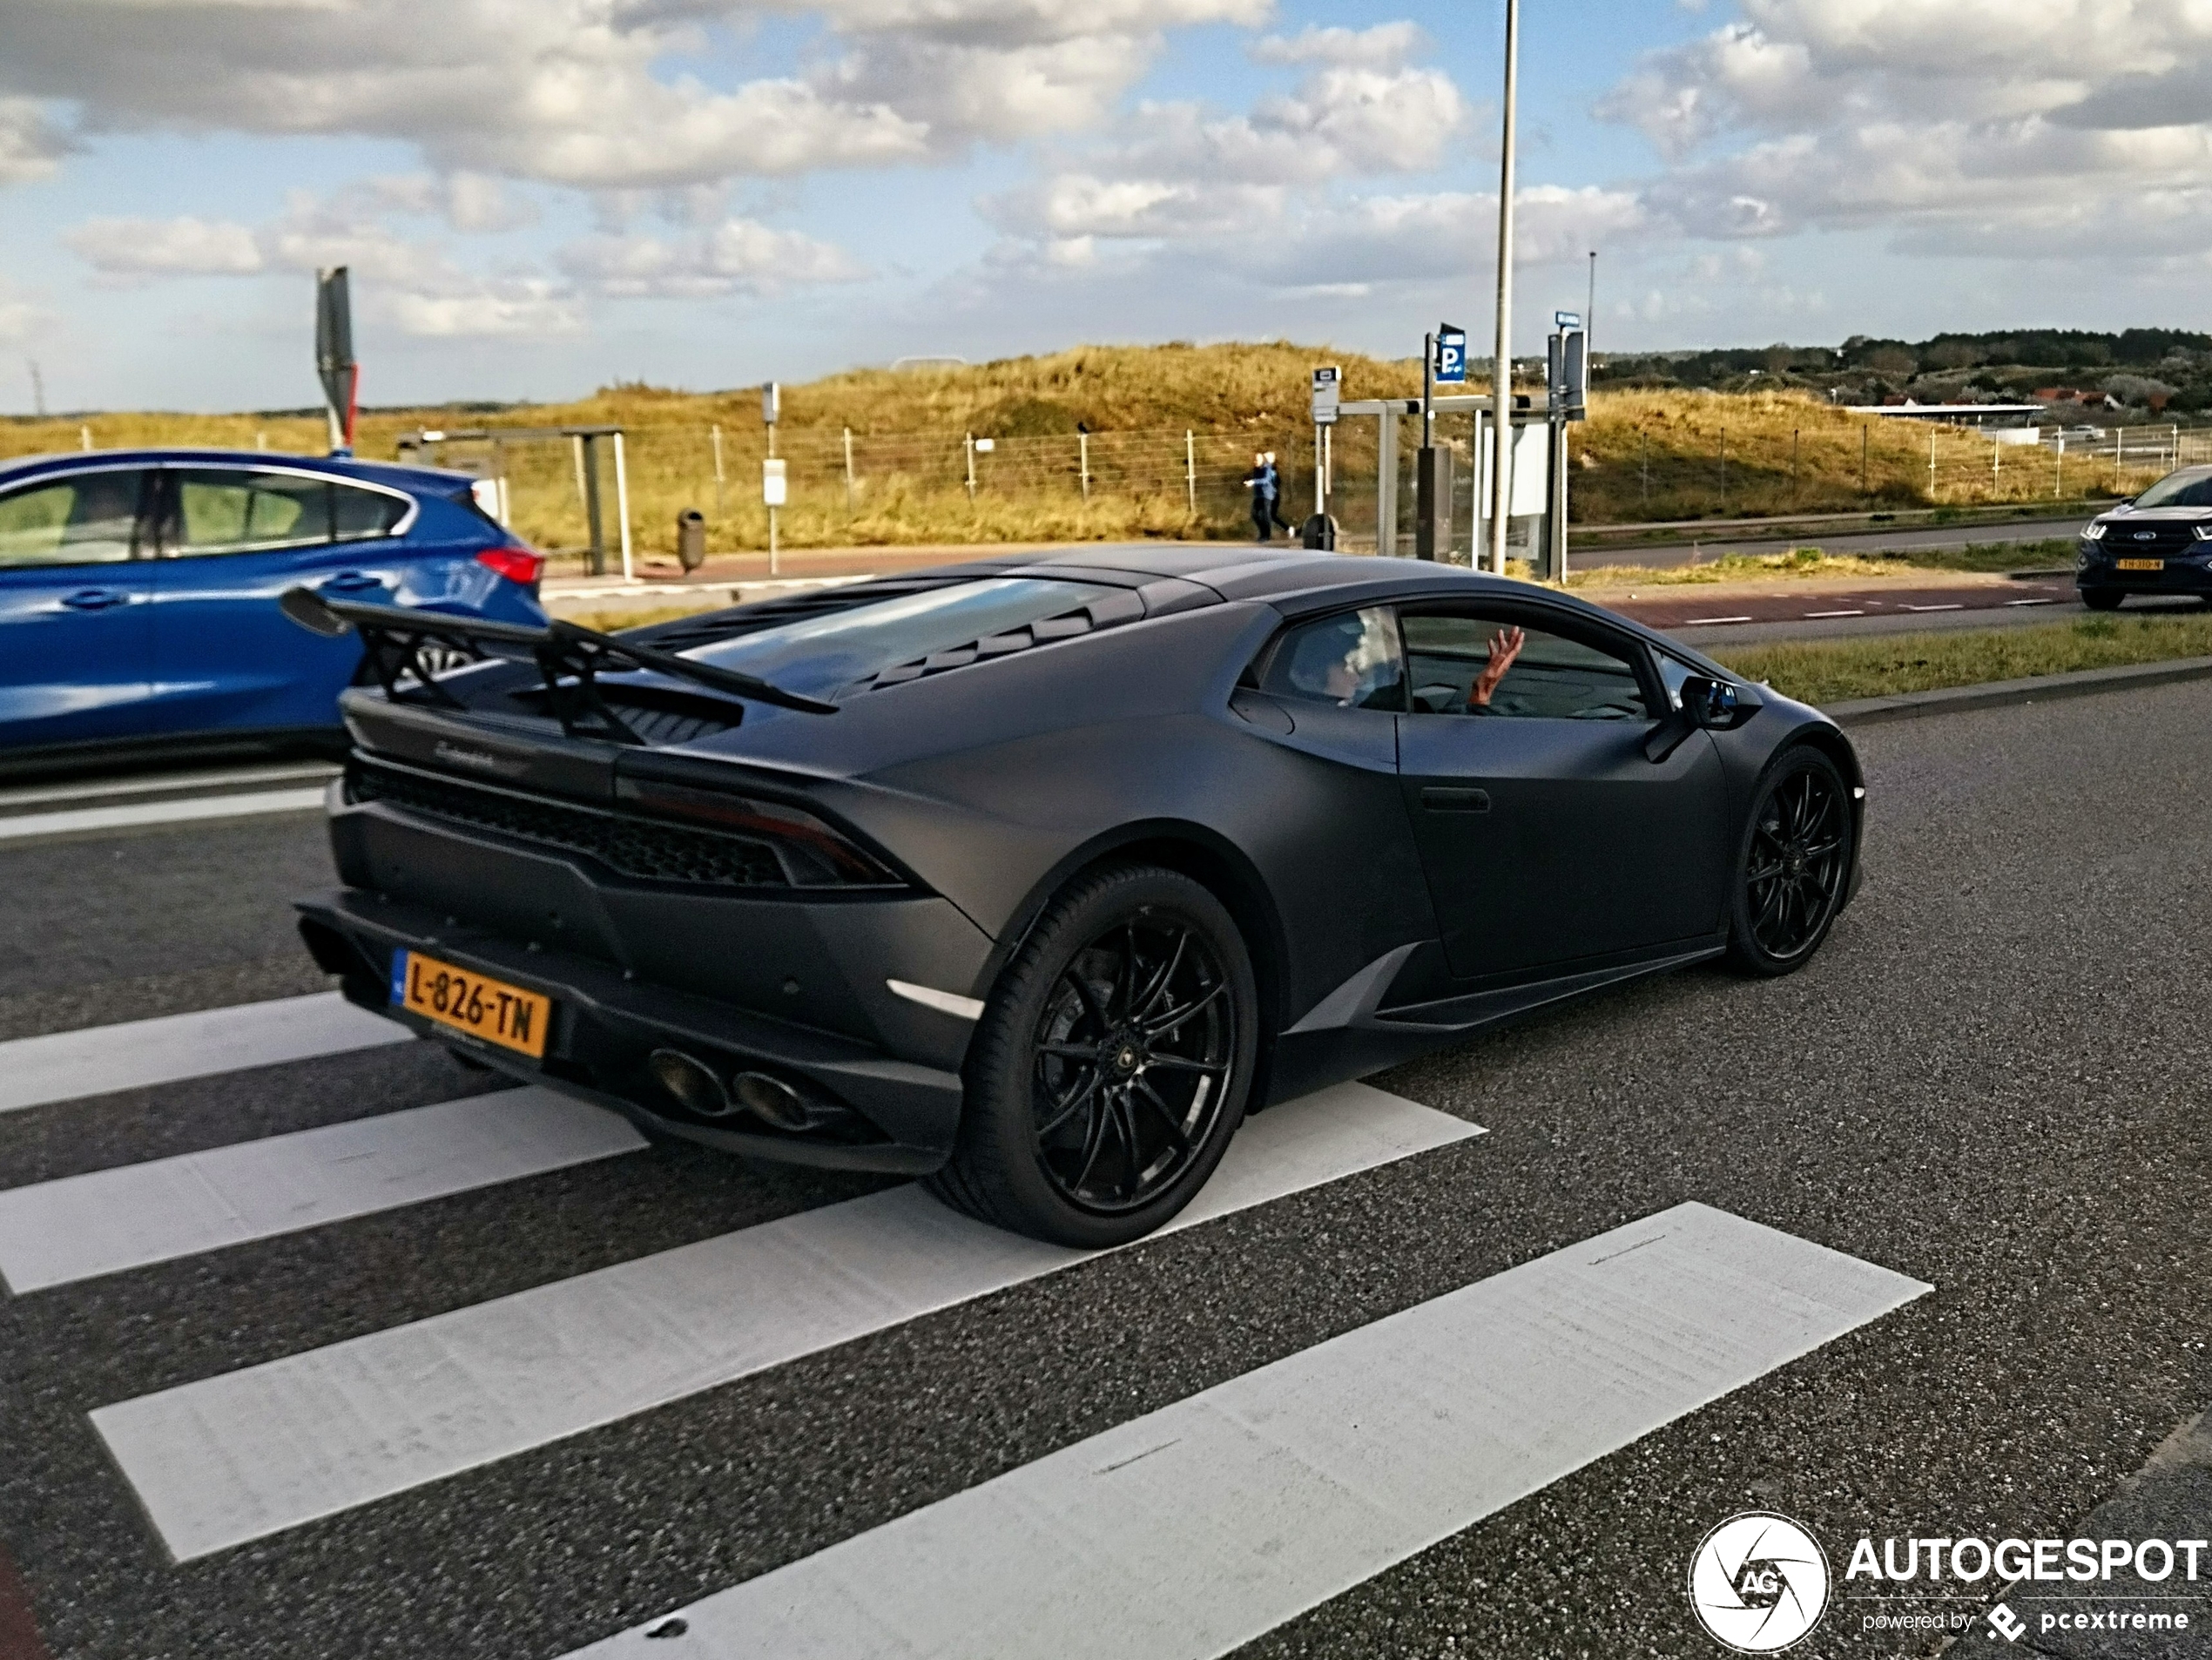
(1249, 22), (1426, 69)
(0, 95), (71, 185)
(559, 218), (866, 296)
(62, 215), (266, 280)
(0, 280), (51, 347)
(1597, 0), (2212, 264)
(0, 0), (1274, 191)
(57, 194), (591, 337)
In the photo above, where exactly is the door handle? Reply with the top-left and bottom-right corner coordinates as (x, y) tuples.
(1420, 786), (1490, 813)
(59, 589), (127, 611)
(321, 571), (382, 592)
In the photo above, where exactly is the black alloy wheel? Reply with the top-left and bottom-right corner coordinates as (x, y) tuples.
(2081, 588), (2124, 611)
(1029, 917), (1236, 1215)
(1726, 747), (1854, 976)
(929, 864), (1259, 1246)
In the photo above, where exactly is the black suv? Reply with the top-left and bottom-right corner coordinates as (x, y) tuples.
(2078, 464), (2212, 611)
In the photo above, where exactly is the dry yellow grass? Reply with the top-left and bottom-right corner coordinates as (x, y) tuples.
(2, 350), (2170, 566)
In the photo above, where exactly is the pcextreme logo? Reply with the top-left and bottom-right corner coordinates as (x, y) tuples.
(1689, 1513), (1832, 1653)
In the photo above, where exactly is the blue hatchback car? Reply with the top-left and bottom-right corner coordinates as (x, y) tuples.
(0, 448), (548, 771)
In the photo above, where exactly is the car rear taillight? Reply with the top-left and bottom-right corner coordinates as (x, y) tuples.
(476, 546), (545, 587)
(616, 776), (902, 887)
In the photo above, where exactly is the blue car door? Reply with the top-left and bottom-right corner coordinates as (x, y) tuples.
(0, 464), (157, 750)
(150, 464), (412, 734)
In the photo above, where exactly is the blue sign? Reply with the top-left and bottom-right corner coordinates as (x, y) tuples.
(1434, 328), (1467, 385)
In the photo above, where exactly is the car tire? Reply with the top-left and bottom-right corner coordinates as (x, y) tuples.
(2081, 589), (2123, 611)
(927, 864), (1259, 1247)
(1724, 746), (1855, 979)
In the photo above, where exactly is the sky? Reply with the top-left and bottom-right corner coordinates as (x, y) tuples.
(1, 0), (2209, 413)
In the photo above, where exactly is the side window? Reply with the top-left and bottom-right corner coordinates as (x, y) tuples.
(332, 482), (408, 543)
(1655, 651), (1698, 710)
(168, 469), (331, 557)
(1260, 607), (1406, 712)
(1401, 611), (1654, 720)
(0, 471), (147, 567)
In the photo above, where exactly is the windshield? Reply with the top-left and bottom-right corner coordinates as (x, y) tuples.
(683, 577), (1120, 698)
(2130, 469), (2212, 509)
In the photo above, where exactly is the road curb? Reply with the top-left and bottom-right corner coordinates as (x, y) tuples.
(1824, 655), (2212, 726)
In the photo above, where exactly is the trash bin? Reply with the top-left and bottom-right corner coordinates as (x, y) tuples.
(677, 509), (707, 572)
(1299, 513), (1337, 550)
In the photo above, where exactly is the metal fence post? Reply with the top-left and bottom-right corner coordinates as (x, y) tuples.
(711, 424), (725, 516)
(1377, 410), (1399, 557)
(612, 429), (634, 583)
(580, 434), (605, 576)
(965, 433), (977, 500)
(1184, 430), (1196, 516)
(1927, 427), (1936, 500)
(1079, 431), (1090, 502)
(843, 427), (855, 513)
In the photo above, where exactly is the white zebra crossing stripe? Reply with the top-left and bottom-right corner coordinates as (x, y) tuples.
(0, 786), (330, 842)
(91, 1081), (1480, 1562)
(0, 1088), (645, 1293)
(566, 1203), (1930, 1660)
(0, 992), (410, 1116)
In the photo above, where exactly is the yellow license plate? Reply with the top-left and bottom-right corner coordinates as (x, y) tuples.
(390, 950), (551, 1057)
(2116, 557), (2164, 570)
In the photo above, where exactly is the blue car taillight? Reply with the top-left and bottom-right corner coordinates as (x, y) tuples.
(476, 547), (545, 588)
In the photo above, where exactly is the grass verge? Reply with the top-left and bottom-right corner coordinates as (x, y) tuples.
(1567, 538), (2074, 590)
(1711, 612), (2212, 705)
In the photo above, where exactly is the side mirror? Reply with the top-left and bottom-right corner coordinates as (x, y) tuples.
(1680, 674), (1753, 730)
(280, 584), (353, 638)
(1646, 674), (1759, 763)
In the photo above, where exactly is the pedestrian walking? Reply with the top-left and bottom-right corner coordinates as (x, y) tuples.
(1261, 451), (1295, 536)
(1243, 451), (1276, 542)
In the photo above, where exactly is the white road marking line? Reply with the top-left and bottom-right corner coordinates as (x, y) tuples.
(1681, 615), (1754, 626)
(0, 764), (336, 816)
(570, 1203), (1929, 1660)
(1804, 609), (1865, 618)
(91, 1082), (1481, 1562)
(0, 787), (329, 843)
(1900, 603), (1965, 612)
(0, 1089), (644, 1294)
(2005, 597), (2057, 607)
(0, 993), (411, 1117)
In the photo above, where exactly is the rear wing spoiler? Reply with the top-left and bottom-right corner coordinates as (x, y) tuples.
(279, 587), (837, 742)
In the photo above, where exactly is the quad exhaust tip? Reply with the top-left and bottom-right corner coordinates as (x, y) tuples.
(647, 1049), (842, 1133)
(647, 1049), (739, 1119)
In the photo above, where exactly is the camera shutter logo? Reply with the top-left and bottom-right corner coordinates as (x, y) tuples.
(1688, 1513), (1831, 1652)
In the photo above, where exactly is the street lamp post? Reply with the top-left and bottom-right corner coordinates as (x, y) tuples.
(1487, 0), (1522, 577)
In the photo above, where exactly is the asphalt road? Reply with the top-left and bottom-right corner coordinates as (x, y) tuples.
(3, 692), (2209, 1659)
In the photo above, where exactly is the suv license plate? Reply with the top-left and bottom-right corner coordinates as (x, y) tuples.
(390, 950), (551, 1058)
(2116, 558), (2164, 570)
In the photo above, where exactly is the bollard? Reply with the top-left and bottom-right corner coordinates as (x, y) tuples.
(677, 509), (707, 573)
(1299, 513), (1338, 550)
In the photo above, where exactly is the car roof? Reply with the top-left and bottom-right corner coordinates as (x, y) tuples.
(0, 447), (476, 494)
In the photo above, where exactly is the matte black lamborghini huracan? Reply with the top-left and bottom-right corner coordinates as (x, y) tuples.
(287, 546), (1865, 1245)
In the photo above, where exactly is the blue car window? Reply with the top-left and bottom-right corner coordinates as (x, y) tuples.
(1261, 608), (1406, 712)
(0, 470), (147, 566)
(333, 482), (408, 542)
(2130, 470), (2212, 509)
(169, 469), (332, 557)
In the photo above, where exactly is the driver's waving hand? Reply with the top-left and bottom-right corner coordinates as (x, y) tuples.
(1467, 624), (1524, 711)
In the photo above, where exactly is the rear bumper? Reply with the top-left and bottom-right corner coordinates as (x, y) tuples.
(298, 887), (965, 1175)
